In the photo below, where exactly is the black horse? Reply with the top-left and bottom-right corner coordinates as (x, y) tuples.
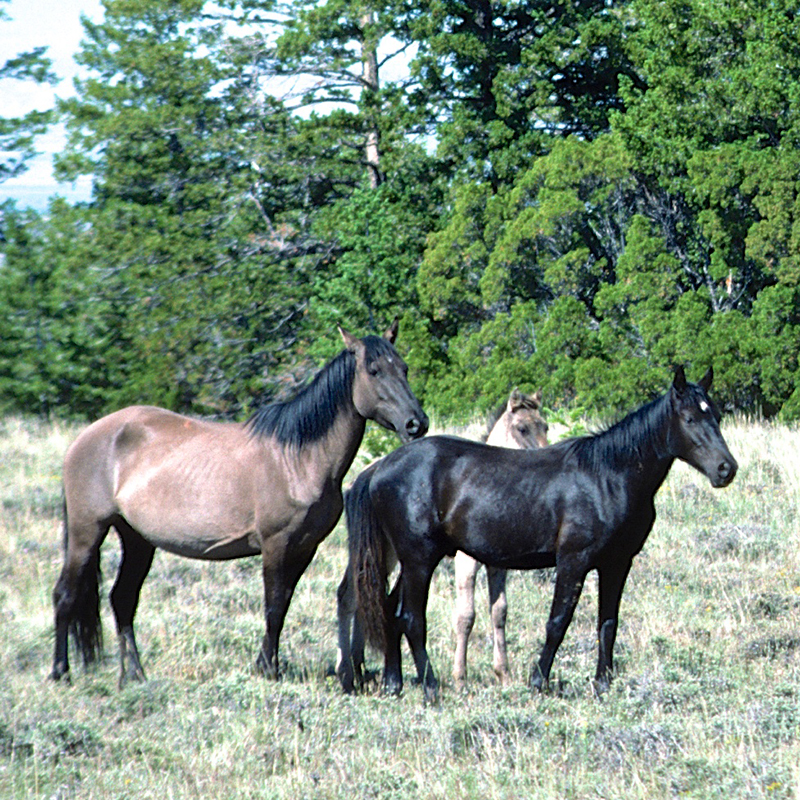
(345, 367), (737, 701)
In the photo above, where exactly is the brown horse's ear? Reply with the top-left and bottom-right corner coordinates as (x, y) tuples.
(383, 318), (399, 344)
(673, 365), (688, 396)
(699, 366), (713, 392)
(532, 390), (543, 408)
(508, 388), (522, 411)
(339, 326), (362, 353)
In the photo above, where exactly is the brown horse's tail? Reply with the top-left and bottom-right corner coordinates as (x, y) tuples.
(59, 499), (104, 667)
(347, 464), (392, 653)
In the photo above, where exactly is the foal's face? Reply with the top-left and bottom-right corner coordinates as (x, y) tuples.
(341, 327), (429, 443)
(672, 368), (737, 488)
(506, 390), (549, 449)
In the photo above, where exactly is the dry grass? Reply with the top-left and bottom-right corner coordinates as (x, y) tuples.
(0, 414), (798, 799)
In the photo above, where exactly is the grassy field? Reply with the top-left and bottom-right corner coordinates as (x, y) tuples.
(0, 414), (798, 799)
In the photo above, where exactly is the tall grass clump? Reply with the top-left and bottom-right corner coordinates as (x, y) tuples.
(0, 414), (798, 799)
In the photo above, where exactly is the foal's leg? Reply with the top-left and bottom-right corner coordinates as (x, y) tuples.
(452, 550), (478, 688)
(530, 559), (587, 692)
(486, 565), (511, 686)
(109, 521), (155, 688)
(594, 558), (633, 694)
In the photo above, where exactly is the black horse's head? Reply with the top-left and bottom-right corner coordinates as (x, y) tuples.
(670, 366), (737, 488)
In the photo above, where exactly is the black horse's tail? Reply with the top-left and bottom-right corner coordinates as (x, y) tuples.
(56, 499), (104, 668)
(347, 463), (393, 654)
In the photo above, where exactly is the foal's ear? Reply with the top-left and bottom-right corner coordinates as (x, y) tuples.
(383, 318), (399, 344)
(339, 326), (362, 353)
(699, 366), (714, 392)
(672, 365), (688, 396)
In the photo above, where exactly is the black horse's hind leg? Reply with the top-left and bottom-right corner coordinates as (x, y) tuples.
(395, 563), (439, 703)
(110, 521), (155, 688)
(594, 558), (633, 694)
(336, 566), (362, 693)
(530, 560), (587, 692)
(381, 577), (406, 696)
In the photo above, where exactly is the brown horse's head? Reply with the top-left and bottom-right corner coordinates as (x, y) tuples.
(340, 321), (429, 442)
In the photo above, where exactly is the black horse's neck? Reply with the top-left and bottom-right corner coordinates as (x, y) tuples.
(569, 392), (676, 482)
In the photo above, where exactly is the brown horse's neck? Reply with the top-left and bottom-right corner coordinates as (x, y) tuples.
(267, 402), (367, 488)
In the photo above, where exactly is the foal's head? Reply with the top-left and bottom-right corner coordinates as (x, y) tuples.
(670, 366), (737, 488)
(488, 389), (549, 449)
(340, 321), (429, 443)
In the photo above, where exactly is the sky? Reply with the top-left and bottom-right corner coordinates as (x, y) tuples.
(1, 0), (104, 210)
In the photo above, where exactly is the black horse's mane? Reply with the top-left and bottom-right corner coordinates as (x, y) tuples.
(566, 389), (677, 473)
(246, 336), (393, 448)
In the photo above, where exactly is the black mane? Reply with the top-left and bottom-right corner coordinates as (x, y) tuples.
(246, 336), (394, 448)
(567, 390), (675, 473)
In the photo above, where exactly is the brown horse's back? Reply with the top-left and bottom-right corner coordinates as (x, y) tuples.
(64, 406), (264, 559)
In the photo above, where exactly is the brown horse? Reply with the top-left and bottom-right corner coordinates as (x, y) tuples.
(50, 323), (428, 687)
(347, 368), (736, 702)
(335, 388), (548, 693)
(453, 389), (548, 688)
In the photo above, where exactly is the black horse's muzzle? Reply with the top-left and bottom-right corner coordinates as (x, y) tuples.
(712, 455), (737, 487)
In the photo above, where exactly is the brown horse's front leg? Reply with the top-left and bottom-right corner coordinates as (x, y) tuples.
(257, 545), (316, 679)
(530, 561), (586, 692)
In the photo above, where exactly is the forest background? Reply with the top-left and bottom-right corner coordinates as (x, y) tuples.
(3, 0), (800, 424)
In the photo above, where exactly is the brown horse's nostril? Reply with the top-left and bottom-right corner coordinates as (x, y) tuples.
(406, 415), (428, 438)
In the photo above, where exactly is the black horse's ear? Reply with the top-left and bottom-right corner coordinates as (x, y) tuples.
(673, 365), (688, 396)
(383, 318), (399, 344)
(699, 366), (713, 392)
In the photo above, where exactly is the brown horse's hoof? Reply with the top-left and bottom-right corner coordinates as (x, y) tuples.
(48, 666), (71, 684)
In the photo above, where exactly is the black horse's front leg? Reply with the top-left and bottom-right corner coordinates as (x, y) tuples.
(594, 559), (633, 694)
(530, 562), (586, 692)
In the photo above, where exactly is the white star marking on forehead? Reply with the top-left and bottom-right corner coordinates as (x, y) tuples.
(699, 400), (710, 413)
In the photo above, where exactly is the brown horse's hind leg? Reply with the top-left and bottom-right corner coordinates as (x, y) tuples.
(50, 517), (109, 683)
(110, 520), (155, 688)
